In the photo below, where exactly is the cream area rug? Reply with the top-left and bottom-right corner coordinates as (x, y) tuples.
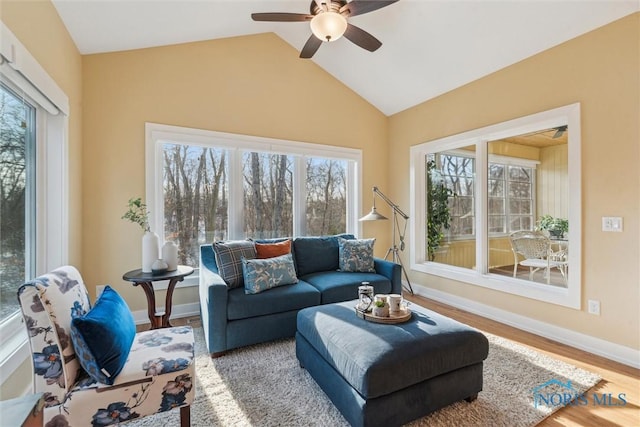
(127, 326), (600, 427)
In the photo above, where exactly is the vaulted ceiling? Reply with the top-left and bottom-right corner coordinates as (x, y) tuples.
(52, 0), (639, 116)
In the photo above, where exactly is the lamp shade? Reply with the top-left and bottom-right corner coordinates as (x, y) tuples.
(359, 207), (388, 221)
(310, 11), (348, 42)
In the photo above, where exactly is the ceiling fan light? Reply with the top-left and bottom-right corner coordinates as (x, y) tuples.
(310, 11), (347, 42)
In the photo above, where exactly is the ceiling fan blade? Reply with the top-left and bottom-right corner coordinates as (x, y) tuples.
(344, 24), (382, 52)
(300, 35), (323, 58)
(251, 13), (313, 22)
(340, 0), (399, 18)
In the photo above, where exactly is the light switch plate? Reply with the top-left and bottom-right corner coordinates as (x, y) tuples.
(602, 217), (623, 232)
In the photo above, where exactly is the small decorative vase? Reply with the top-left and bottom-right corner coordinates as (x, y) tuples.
(162, 241), (179, 271)
(142, 231), (160, 273)
(151, 258), (169, 275)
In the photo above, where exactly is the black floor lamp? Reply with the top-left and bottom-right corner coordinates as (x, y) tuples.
(360, 186), (414, 295)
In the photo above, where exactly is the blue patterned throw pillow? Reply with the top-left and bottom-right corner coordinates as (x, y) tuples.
(69, 286), (136, 385)
(338, 238), (376, 273)
(213, 240), (257, 288)
(242, 253), (299, 294)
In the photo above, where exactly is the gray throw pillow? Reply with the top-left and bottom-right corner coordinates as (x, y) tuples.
(213, 240), (257, 288)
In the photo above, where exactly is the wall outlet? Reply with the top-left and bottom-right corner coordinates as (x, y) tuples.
(602, 217), (623, 232)
(588, 299), (600, 315)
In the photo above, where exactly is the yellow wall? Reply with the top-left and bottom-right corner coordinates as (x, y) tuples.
(81, 33), (390, 308)
(389, 13), (640, 350)
(1, 0), (83, 399)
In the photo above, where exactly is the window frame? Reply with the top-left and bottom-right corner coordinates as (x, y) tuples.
(145, 122), (362, 287)
(0, 23), (70, 390)
(410, 103), (581, 309)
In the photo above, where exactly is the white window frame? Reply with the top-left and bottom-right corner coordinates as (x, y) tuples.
(145, 122), (363, 287)
(0, 22), (70, 390)
(410, 103), (581, 309)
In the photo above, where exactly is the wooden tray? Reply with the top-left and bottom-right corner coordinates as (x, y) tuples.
(355, 307), (412, 324)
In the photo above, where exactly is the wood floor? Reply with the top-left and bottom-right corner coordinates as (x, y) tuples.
(404, 294), (640, 427)
(142, 296), (639, 426)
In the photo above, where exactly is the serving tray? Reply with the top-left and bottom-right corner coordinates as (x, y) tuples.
(355, 306), (412, 324)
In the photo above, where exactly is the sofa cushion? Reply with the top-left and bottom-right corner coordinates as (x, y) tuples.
(302, 271), (392, 304)
(242, 253), (298, 294)
(213, 240), (257, 288)
(255, 239), (292, 259)
(227, 280), (321, 320)
(70, 286), (136, 385)
(293, 234), (354, 277)
(338, 238), (376, 273)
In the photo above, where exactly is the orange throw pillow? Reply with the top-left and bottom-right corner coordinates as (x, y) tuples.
(255, 240), (292, 259)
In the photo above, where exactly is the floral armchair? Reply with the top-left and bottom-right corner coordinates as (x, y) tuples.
(17, 266), (195, 426)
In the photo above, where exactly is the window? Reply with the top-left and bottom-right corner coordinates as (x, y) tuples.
(0, 83), (36, 322)
(146, 123), (361, 271)
(410, 104), (581, 308)
(1, 22), (70, 388)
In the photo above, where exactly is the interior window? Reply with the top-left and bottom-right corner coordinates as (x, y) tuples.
(410, 104), (581, 308)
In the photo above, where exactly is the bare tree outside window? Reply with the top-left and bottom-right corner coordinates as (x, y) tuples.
(0, 84), (35, 321)
(306, 158), (346, 235)
(163, 144), (228, 266)
(162, 143), (350, 267)
(242, 152), (293, 238)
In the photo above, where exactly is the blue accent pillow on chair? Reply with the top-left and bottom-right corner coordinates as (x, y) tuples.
(70, 286), (136, 384)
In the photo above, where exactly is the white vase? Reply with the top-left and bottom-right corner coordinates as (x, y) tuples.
(162, 241), (179, 271)
(142, 231), (160, 273)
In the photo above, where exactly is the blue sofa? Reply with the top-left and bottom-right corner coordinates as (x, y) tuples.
(199, 235), (402, 356)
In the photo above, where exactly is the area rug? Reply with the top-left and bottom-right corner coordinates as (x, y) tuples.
(128, 326), (600, 427)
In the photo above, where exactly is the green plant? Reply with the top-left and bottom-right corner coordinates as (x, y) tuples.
(374, 300), (386, 308)
(122, 197), (150, 232)
(536, 215), (568, 237)
(427, 159), (453, 261)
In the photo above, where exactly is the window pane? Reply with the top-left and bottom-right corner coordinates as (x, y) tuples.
(163, 144), (228, 266)
(242, 152), (293, 238)
(509, 166), (531, 181)
(488, 215), (506, 233)
(488, 179), (504, 197)
(509, 182), (531, 198)
(1, 84), (35, 321)
(488, 198), (505, 214)
(509, 199), (532, 215)
(305, 158), (346, 236)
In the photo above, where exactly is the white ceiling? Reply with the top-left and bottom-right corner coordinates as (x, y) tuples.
(52, 0), (639, 116)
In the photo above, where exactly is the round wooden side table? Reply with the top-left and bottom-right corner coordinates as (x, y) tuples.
(123, 265), (194, 329)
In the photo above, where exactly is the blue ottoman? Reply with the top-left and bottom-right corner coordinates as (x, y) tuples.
(296, 300), (489, 427)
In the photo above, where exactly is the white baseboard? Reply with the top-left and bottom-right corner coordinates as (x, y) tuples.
(413, 284), (640, 369)
(131, 302), (201, 325)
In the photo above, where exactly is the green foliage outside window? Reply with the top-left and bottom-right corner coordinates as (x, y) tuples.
(427, 159), (453, 261)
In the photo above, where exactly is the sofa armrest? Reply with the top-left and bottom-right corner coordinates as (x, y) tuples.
(374, 258), (402, 294)
(199, 245), (229, 354)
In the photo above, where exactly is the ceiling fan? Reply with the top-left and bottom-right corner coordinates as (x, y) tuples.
(251, 0), (399, 59)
